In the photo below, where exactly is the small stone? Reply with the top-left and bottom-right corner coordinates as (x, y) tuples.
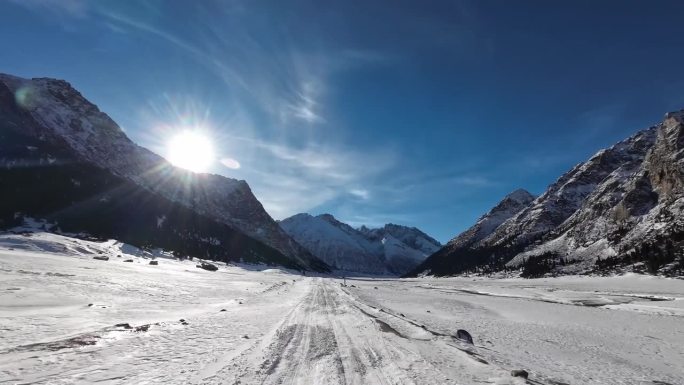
(220, 309), (227, 312)
(199, 262), (218, 271)
(115, 323), (132, 329)
(456, 329), (474, 345)
(149, 260), (158, 265)
(88, 303), (93, 307)
(242, 335), (249, 339)
(93, 256), (109, 261)
(123, 259), (133, 263)
(511, 369), (528, 379)
(135, 324), (150, 332)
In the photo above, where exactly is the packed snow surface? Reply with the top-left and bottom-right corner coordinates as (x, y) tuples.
(1, 232), (683, 384)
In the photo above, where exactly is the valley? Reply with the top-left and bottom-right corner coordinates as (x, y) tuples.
(1, 232), (682, 385)
(2, 3), (684, 384)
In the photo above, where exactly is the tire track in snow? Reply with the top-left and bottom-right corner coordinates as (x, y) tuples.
(209, 278), (517, 385)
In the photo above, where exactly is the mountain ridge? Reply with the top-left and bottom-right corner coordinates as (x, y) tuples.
(0, 73), (328, 272)
(280, 213), (441, 275)
(409, 110), (684, 277)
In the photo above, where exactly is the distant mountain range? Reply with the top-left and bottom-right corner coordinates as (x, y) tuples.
(409, 110), (684, 277)
(0, 73), (329, 272)
(279, 213), (441, 275)
(3, 73), (682, 278)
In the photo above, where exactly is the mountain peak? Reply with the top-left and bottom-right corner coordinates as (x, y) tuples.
(504, 188), (536, 203)
(440, 188), (536, 251)
(280, 214), (440, 275)
(664, 109), (684, 123)
(317, 213), (338, 222)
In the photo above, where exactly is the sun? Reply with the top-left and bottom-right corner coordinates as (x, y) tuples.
(167, 130), (215, 172)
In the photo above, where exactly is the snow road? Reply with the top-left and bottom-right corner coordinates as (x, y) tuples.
(1, 232), (683, 384)
(201, 278), (510, 385)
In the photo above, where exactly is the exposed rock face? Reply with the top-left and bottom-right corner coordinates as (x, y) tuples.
(280, 213), (440, 275)
(648, 111), (684, 197)
(0, 73), (328, 272)
(410, 110), (684, 277)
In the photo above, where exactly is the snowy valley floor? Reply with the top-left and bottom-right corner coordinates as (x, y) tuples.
(1, 233), (683, 384)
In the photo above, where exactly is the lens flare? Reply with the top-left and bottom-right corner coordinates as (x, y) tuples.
(167, 130), (214, 172)
(15, 86), (38, 109)
(220, 157), (241, 169)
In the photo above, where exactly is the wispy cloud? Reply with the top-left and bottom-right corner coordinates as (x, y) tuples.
(98, 9), (347, 127)
(349, 188), (370, 200)
(131, 88), (395, 220)
(223, 135), (395, 218)
(283, 80), (325, 124)
(11, 2), (410, 224)
(9, 0), (89, 17)
(450, 175), (494, 187)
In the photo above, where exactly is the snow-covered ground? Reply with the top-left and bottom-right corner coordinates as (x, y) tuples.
(1, 232), (683, 384)
(350, 276), (684, 385)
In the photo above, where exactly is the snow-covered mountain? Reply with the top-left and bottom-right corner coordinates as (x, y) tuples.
(280, 213), (441, 275)
(0, 73), (328, 272)
(445, 189), (536, 250)
(410, 110), (684, 277)
(509, 110), (684, 275)
(358, 224), (443, 274)
(483, 127), (656, 252)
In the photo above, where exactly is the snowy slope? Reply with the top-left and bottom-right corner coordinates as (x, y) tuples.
(483, 127), (656, 250)
(279, 214), (386, 274)
(0, 73), (323, 270)
(509, 110), (684, 274)
(408, 189), (536, 276)
(280, 214), (440, 275)
(446, 189), (536, 250)
(411, 110), (684, 277)
(359, 224), (441, 274)
(350, 275), (684, 385)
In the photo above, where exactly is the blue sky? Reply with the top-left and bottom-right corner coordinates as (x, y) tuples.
(2, 0), (684, 243)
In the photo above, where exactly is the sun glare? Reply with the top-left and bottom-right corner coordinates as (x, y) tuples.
(167, 130), (215, 173)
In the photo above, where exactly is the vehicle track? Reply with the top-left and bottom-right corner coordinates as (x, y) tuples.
(205, 278), (514, 385)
